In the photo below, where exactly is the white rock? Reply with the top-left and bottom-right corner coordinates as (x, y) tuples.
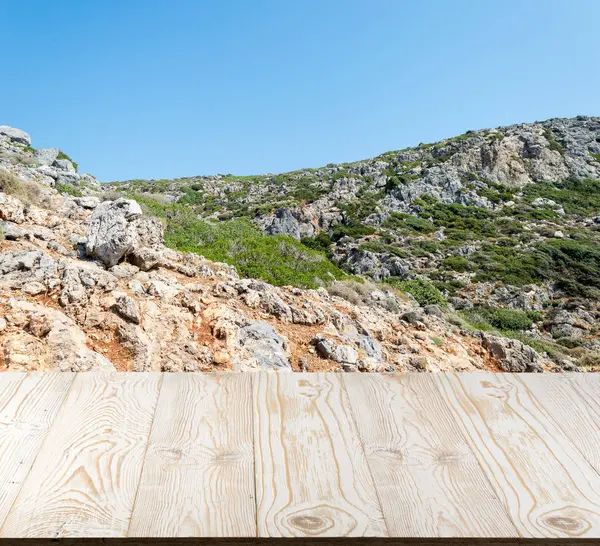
(54, 158), (76, 172)
(86, 198), (163, 267)
(33, 148), (60, 166)
(0, 126), (31, 145)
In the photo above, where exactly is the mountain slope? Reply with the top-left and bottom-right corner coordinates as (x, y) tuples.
(1, 118), (599, 372)
(106, 116), (600, 369)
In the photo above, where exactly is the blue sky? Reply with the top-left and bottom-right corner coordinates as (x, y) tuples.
(2, 0), (599, 181)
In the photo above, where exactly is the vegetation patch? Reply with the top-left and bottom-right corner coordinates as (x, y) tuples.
(385, 277), (447, 306)
(522, 178), (600, 216)
(55, 182), (83, 197)
(0, 168), (42, 206)
(383, 212), (435, 233)
(459, 306), (542, 332)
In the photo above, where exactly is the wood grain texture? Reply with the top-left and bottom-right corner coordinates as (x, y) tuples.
(343, 373), (518, 538)
(439, 373), (600, 539)
(253, 373), (386, 538)
(128, 373), (255, 537)
(0, 373), (74, 528)
(0, 373), (162, 539)
(517, 373), (600, 473)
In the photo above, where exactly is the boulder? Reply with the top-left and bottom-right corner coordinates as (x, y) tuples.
(315, 336), (359, 364)
(74, 196), (100, 209)
(54, 159), (76, 172)
(0, 126), (31, 145)
(112, 294), (140, 324)
(33, 148), (60, 166)
(0, 193), (26, 223)
(266, 208), (301, 241)
(129, 247), (164, 271)
(481, 333), (543, 372)
(1, 221), (28, 240)
(85, 198), (164, 267)
(232, 321), (291, 372)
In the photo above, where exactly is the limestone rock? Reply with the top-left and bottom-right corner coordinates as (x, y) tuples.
(481, 333), (543, 373)
(85, 198), (164, 267)
(0, 126), (31, 145)
(0, 193), (26, 223)
(54, 158), (76, 172)
(266, 208), (301, 240)
(232, 321), (291, 371)
(34, 148), (60, 166)
(112, 294), (140, 324)
(74, 196), (100, 209)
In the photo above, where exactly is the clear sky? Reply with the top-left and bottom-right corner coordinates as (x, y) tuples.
(2, 0), (599, 181)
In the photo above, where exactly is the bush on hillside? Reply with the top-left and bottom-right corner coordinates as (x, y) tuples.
(164, 212), (346, 288)
(459, 306), (542, 332)
(385, 277), (446, 306)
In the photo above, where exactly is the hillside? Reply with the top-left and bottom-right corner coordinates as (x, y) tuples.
(1, 118), (599, 372)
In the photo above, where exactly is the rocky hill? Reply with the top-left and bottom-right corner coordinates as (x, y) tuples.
(0, 118), (599, 373)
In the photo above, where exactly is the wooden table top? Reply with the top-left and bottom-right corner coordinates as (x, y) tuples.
(0, 372), (599, 543)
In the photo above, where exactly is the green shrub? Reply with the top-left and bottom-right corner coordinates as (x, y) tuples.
(178, 187), (204, 205)
(301, 232), (332, 253)
(522, 179), (600, 216)
(385, 277), (446, 306)
(164, 213), (346, 288)
(590, 152), (600, 163)
(55, 182), (83, 197)
(544, 129), (565, 154)
(383, 212), (435, 233)
(331, 221), (376, 241)
(442, 256), (471, 272)
(534, 238), (600, 296)
(460, 306), (540, 331)
(358, 241), (409, 258)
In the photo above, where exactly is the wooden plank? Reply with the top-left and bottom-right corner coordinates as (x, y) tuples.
(439, 373), (600, 539)
(128, 373), (255, 537)
(0, 373), (74, 528)
(565, 373), (600, 427)
(343, 373), (518, 538)
(253, 373), (386, 538)
(517, 373), (600, 473)
(0, 372), (162, 538)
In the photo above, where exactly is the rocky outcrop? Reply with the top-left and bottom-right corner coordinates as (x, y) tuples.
(3, 299), (114, 371)
(33, 148), (60, 166)
(265, 208), (301, 240)
(0, 126), (31, 145)
(481, 333), (543, 373)
(85, 198), (164, 267)
(3, 121), (599, 374)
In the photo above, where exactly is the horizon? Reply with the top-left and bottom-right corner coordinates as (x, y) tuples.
(3, 0), (600, 182)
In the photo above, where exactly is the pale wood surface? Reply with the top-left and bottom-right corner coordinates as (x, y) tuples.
(517, 373), (600, 473)
(0, 373), (74, 528)
(128, 373), (255, 537)
(343, 373), (518, 538)
(0, 373), (162, 538)
(1, 371), (600, 541)
(253, 373), (386, 538)
(439, 373), (600, 539)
